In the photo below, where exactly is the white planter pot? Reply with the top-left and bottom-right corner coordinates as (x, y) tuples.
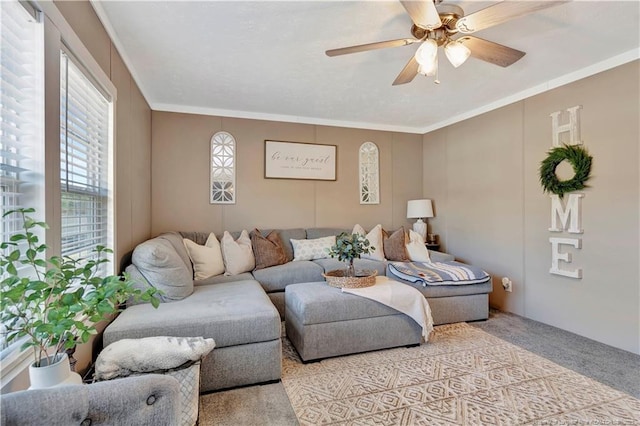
(28, 353), (83, 389)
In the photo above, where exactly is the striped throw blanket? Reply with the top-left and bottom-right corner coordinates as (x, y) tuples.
(389, 261), (490, 286)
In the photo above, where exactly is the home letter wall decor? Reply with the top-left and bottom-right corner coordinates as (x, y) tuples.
(210, 131), (236, 204)
(545, 106), (588, 279)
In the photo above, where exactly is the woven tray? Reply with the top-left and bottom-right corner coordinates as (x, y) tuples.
(323, 269), (378, 289)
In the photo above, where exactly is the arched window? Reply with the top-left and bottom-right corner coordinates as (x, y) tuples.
(359, 142), (379, 204)
(210, 131), (236, 204)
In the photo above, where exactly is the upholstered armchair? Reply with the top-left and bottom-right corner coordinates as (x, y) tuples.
(0, 374), (181, 426)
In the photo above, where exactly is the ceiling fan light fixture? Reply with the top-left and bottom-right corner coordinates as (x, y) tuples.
(418, 54), (438, 77)
(415, 39), (438, 68)
(444, 40), (471, 68)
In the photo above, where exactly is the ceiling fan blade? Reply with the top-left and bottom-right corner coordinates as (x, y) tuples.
(456, 1), (569, 34)
(326, 38), (418, 57)
(458, 36), (525, 67)
(392, 56), (419, 86)
(400, 0), (442, 30)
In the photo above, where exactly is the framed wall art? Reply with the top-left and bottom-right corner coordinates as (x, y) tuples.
(264, 140), (336, 181)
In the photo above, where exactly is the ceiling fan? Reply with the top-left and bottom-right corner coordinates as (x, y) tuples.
(326, 0), (568, 85)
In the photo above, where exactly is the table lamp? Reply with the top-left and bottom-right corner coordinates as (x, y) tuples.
(407, 199), (434, 242)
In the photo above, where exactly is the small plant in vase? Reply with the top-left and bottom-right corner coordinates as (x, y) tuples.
(0, 208), (160, 388)
(327, 232), (374, 277)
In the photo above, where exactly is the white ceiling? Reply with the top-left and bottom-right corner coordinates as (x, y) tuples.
(92, 1), (639, 134)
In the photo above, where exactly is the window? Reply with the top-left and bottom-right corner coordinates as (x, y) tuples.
(359, 142), (380, 204)
(0, 0), (43, 358)
(60, 51), (112, 264)
(210, 131), (236, 204)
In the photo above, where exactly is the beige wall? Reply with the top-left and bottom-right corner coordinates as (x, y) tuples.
(151, 112), (423, 235)
(423, 61), (640, 354)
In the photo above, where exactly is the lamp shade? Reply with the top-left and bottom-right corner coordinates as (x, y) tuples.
(407, 199), (434, 219)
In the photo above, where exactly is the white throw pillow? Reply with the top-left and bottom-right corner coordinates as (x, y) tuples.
(183, 233), (225, 280)
(406, 229), (431, 262)
(352, 224), (386, 261)
(291, 236), (336, 261)
(220, 230), (255, 275)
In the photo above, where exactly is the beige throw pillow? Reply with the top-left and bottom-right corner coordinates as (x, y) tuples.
(352, 224), (385, 261)
(405, 229), (431, 262)
(383, 227), (410, 261)
(183, 233), (225, 280)
(220, 230), (255, 275)
(250, 229), (287, 270)
(291, 236), (335, 261)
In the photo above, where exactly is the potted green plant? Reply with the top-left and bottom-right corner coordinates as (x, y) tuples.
(327, 232), (375, 278)
(0, 208), (160, 388)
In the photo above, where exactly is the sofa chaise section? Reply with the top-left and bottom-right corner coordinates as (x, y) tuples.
(103, 280), (281, 392)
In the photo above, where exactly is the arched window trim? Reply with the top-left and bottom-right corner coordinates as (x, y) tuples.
(359, 141), (380, 205)
(210, 131), (236, 204)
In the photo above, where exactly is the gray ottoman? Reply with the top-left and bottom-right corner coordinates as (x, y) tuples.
(285, 282), (422, 362)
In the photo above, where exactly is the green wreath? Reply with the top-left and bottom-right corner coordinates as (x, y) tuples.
(539, 144), (592, 198)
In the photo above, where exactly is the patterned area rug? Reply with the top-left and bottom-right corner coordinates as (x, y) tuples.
(281, 323), (640, 425)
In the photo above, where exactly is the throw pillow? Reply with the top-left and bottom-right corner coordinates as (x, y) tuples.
(250, 229), (287, 270)
(352, 224), (386, 261)
(183, 233), (225, 280)
(405, 229), (431, 262)
(291, 235), (336, 261)
(132, 238), (193, 301)
(220, 230), (255, 275)
(383, 227), (410, 261)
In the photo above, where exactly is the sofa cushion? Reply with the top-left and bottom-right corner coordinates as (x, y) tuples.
(221, 230), (255, 275)
(305, 228), (348, 239)
(406, 229), (431, 262)
(195, 272), (254, 286)
(383, 227), (410, 261)
(159, 232), (194, 278)
(291, 236), (335, 261)
(250, 229), (287, 270)
(352, 224), (385, 261)
(313, 258), (388, 277)
(183, 233), (225, 279)
(386, 269), (493, 298)
(103, 281), (280, 349)
(274, 228), (306, 262)
(132, 238), (193, 302)
(252, 261), (325, 292)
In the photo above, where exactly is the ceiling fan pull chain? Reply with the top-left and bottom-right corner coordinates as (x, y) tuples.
(434, 60), (440, 85)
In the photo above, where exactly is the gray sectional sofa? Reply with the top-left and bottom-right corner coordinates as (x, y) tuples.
(103, 227), (491, 392)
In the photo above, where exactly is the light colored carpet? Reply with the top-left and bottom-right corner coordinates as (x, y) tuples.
(281, 323), (640, 425)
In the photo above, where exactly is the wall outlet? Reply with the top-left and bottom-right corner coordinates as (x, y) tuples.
(502, 277), (513, 292)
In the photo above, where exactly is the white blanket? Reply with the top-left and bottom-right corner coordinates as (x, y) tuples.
(342, 276), (434, 341)
(95, 336), (216, 380)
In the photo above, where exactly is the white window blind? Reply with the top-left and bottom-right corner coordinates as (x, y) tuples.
(0, 0), (42, 358)
(60, 51), (111, 261)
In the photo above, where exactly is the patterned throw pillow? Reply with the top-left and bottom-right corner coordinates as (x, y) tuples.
(291, 236), (336, 261)
(383, 227), (410, 261)
(352, 224), (385, 261)
(250, 229), (287, 270)
(220, 230), (255, 275)
(405, 229), (431, 262)
(183, 233), (225, 280)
